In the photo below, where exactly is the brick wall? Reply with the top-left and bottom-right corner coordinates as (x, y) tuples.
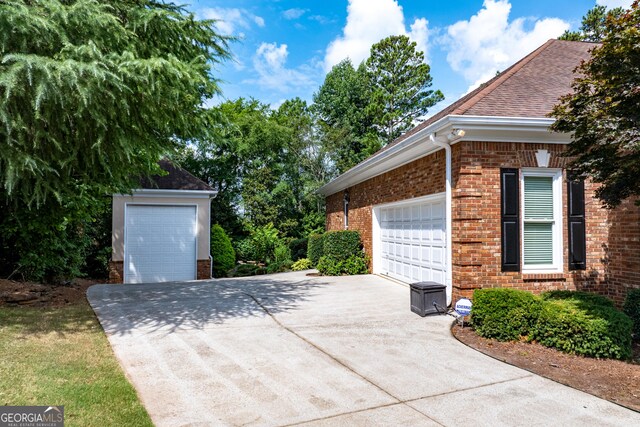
(107, 259), (211, 283)
(325, 140), (638, 305)
(326, 150), (446, 259)
(606, 198), (640, 305)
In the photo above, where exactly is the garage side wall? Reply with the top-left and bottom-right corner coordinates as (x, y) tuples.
(326, 150), (446, 263)
(110, 195), (212, 283)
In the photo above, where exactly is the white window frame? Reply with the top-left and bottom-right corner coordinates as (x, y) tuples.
(520, 168), (563, 273)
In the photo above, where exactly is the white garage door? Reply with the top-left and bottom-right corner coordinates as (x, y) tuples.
(378, 196), (446, 284)
(125, 205), (197, 284)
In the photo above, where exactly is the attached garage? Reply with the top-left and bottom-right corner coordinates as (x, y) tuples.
(109, 160), (216, 284)
(374, 194), (447, 285)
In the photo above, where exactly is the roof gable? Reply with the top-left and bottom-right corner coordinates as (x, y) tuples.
(140, 160), (213, 192)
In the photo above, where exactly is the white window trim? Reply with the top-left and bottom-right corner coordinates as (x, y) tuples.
(520, 169), (563, 273)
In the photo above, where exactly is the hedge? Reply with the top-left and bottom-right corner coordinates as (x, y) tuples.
(472, 288), (542, 341)
(532, 297), (632, 360)
(307, 234), (324, 265)
(210, 224), (235, 278)
(471, 288), (633, 360)
(623, 288), (640, 336)
(322, 230), (362, 259)
(316, 255), (368, 276)
(289, 238), (308, 261)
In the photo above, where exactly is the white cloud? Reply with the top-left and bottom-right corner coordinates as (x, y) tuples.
(596, 0), (633, 8)
(443, 0), (569, 92)
(324, 0), (431, 72)
(249, 42), (317, 93)
(201, 7), (265, 35)
(283, 8), (307, 20)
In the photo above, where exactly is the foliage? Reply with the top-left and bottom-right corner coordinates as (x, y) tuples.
(307, 234), (325, 266)
(0, 0), (230, 206)
(541, 290), (615, 308)
(228, 263), (265, 278)
(471, 288), (543, 341)
(313, 59), (380, 174)
(274, 243), (292, 264)
(364, 35), (444, 142)
(551, 3), (640, 207)
(623, 288), (640, 336)
(322, 230), (363, 259)
(316, 255), (368, 276)
(533, 294), (632, 360)
(559, 5), (624, 42)
(234, 238), (257, 262)
(291, 258), (312, 271)
(289, 238), (309, 261)
(266, 259), (293, 274)
(210, 224), (236, 278)
(249, 223), (281, 264)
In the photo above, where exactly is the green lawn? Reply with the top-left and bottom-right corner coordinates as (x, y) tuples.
(0, 304), (152, 427)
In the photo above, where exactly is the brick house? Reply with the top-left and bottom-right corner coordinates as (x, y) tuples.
(109, 160), (215, 284)
(319, 39), (640, 306)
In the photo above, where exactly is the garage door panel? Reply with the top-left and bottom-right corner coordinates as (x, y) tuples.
(125, 205), (197, 284)
(379, 196), (446, 285)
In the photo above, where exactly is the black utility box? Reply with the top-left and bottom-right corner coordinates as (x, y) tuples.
(410, 282), (447, 316)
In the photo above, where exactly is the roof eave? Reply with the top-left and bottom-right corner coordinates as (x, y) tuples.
(115, 189), (218, 199)
(318, 115), (571, 197)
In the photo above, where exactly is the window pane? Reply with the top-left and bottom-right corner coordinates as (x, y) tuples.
(524, 222), (553, 265)
(524, 176), (553, 220)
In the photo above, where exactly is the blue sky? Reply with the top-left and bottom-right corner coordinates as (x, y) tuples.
(186, 0), (633, 114)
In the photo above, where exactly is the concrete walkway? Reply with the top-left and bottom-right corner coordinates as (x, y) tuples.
(88, 272), (639, 426)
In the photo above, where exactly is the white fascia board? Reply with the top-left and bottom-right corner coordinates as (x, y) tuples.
(318, 115), (569, 196)
(114, 189), (217, 199)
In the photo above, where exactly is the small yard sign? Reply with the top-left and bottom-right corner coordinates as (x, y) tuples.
(455, 298), (472, 316)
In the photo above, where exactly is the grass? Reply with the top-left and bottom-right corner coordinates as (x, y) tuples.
(0, 304), (153, 427)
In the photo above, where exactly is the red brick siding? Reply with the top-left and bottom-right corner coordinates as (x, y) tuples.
(326, 150), (446, 260)
(107, 259), (211, 283)
(325, 140), (637, 305)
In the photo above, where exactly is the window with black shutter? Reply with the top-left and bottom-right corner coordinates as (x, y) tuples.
(567, 177), (587, 270)
(501, 168), (520, 271)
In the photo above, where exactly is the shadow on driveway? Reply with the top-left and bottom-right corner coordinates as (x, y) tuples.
(87, 273), (328, 335)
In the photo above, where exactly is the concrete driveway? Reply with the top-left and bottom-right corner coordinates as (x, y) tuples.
(88, 272), (639, 426)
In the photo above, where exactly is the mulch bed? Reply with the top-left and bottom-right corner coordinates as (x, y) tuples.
(452, 324), (640, 412)
(0, 278), (100, 307)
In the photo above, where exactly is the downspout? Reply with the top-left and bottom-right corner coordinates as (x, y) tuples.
(429, 131), (464, 306)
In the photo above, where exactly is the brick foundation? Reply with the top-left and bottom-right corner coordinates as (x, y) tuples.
(107, 258), (212, 283)
(326, 141), (638, 306)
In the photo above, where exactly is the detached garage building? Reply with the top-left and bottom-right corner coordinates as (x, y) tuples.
(320, 39), (640, 306)
(109, 160), (216, 284)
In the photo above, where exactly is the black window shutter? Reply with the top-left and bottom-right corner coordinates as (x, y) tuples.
(568, 178), (587, 270)
(501, 168), (520, 272)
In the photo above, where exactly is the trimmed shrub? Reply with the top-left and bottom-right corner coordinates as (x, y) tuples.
(211, 224), (236, 278)
(228, 263), (265, 277)
(289, 238), (308, 261)
(542, 290), (615, 308)
(316, 255), (368, 276)
(472, 288), (543, 341)
(322, 230), (362, 259)
(532, 297), (632, 360)
(307, 234), (324, 265)
(291, 258), (312, 271)
(623, 288), (640, 336)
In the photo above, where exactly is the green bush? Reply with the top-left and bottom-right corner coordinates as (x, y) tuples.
(322, 230), (362, 259)
(250, 223), (281, 264)
(228, 263), (265, 277)
(266, 260), (293, 274)
(289, 238), (308, 261)
(291, 258), (312, 271)
(532, 297), (632, 360)
(234, 238), (257, 262)
(211, 224), (236, 278)
(623, 288), (640, 336)
(472, 288), (543, 341)
(274, 243), (292, 264)
(542, 290), (615, 308)
(316, 255), (368, 276)
(307, 234), (324, 265)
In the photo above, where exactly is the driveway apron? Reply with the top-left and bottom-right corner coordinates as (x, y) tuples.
(88, 272), (640, 426)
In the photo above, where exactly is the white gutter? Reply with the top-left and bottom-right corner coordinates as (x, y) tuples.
(115, 189), (218, 199)
(429, 131), (456, 305)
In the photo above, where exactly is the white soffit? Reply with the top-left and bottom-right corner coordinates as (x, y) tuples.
(318, 115), (570, 196)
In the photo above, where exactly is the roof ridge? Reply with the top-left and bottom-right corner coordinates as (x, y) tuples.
(452, 39), (556, 115)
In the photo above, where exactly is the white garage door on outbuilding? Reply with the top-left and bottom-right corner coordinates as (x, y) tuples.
(124, 205), (197, 284)
(373, 194), (447, 286)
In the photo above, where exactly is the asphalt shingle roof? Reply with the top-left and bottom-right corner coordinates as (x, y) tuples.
(140, 160), (214, 191)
